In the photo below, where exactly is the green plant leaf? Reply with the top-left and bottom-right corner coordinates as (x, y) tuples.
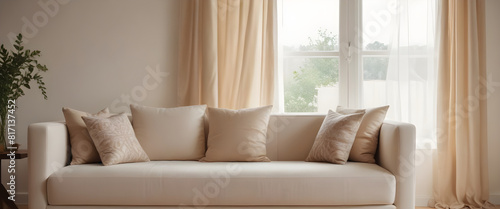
(0, 32), (49, 108)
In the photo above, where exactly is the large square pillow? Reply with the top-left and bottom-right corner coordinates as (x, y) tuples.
(62, 107), (110, 165)
(306, 110), (365, 164)
(201, 105), (273, 162)
(130, 104), (207, 160)
(337, 105), (389, 163)
(82, 113), (150, 166)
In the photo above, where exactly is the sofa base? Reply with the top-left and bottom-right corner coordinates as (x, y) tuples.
(30, 118), (415, 209)
(47, 161), (395, 206)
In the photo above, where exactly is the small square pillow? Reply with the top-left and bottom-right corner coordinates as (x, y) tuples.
(201, 105), (273, 162)
(337, 105), (389, 163)
(306, 110), (365, 164)
(62, 107), (111, 165)
(130, 104), (207, 160)
(82, 113), (150, 166)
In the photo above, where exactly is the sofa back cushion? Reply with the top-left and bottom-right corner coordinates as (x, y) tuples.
(202, 106), (272, 162)
(266, 115), (326, 161)
(131, 104), (207, 160)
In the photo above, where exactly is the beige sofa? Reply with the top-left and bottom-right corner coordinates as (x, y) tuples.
(28, 114), (416, 209)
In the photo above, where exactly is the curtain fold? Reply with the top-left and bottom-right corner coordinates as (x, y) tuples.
(384, 0), (437, 147)
(178, 0), (274, 109)
(432, 0), (493, 208)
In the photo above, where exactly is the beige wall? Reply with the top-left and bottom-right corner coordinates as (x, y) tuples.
(486, 0), (500, 204)
(0, 0), (180, 204)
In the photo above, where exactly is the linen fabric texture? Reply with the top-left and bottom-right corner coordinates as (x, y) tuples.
(306, 110), (365, 164)
(46, 161), (395, 206)
(432, 1), (493, 208)
(63, 107), (111, 165)
(337, 105), (389, 163)
(130, 104), (207, 160)
(82, 113), (150, 166)
(201, 105), (273, 162)
(178, 0), (274, 109)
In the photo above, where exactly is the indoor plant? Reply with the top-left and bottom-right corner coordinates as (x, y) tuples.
(0, 34), (48, 151)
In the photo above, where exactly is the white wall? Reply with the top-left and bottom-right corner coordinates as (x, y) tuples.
(0, 0), (180, 204)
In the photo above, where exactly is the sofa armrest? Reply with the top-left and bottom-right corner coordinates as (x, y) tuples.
(28, 122), (70, 209)
(377, 120), (416, 209)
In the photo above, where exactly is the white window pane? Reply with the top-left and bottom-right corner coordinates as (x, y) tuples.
(362, 0), (394, 50)
(408, 0), (433, 47)
(282, 0), (339, 52)
(284, 57), (339, 113)
(363, 56), (389, 80)
(362, 56), (389, 108)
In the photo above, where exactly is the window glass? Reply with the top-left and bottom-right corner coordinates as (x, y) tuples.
(284, 57), (339, 112)
(362, 0), (394, 50)
(281, 0), (340, 113)
(282, 0), (340, 52)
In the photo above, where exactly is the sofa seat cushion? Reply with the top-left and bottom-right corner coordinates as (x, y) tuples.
(47, 161), (395, 206)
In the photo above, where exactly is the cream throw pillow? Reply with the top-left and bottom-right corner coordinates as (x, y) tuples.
(306, 110), (365, 164)
(63, 107), (110, 165)
(201, 105), (273, 162)
(130, 104), (207, 160)
(337, 105), (389, 163)
(82, 113), (150, 166)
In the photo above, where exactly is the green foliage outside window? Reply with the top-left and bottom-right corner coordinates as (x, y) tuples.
(284, 29), (388, 112)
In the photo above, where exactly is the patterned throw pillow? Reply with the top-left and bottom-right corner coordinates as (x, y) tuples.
(82, 113), (150, 166)
(306, 110), (365, 164)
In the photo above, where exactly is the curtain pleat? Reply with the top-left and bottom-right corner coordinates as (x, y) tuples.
(432, 1), (493, 208)
(178, 0), (274, 109)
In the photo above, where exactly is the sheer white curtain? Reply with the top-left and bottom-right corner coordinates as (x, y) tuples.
(383, 0), (437, 147)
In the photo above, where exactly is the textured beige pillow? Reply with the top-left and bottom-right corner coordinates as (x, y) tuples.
(306, 110), (365, 164)
(337, 105), (389, 163)
(130, 104), (207, 160)
(201, 105), (273, 162)
(82, 113), (150, 166)
(62, 107), (110, 165)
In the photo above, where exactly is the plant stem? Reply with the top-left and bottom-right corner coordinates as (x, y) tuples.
(0, 108), (7, 151)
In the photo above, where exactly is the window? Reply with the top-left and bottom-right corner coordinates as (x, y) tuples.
(276, 0), (437, 148)
(278, 0), (342, 113)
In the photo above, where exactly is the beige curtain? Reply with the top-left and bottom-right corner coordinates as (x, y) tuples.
(178, 0), (274, 109)
(432, 0), (493, 208)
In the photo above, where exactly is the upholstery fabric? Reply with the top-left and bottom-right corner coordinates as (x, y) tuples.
(306, 110), (364, 164)
(130, 104), (207, 160)
(47, 161), (395, 206)
(201, 105), (272, 162)
(62, 107), (110, 165)
(29, 116), (416, 209)
(337, 105), (389, 163)
(82, 114), (149, 166)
